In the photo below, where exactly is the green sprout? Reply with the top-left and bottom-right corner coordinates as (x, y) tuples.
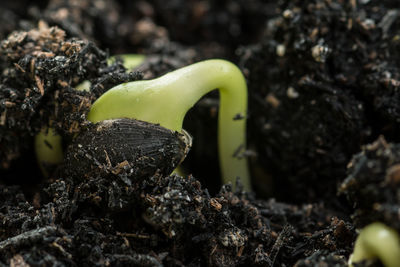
(349, 222), (400, 267)
(107, 54), (146, 71)
(88, 59), (250, 190)
(75, 80), (92, 92)
(35, 59), (251, 191)
(34, 127), (63, 177)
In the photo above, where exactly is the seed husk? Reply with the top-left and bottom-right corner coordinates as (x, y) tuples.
(65, 118), (192, 181)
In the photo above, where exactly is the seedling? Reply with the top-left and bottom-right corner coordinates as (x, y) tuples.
(349, 222), (400, 267)
(88, 59), (250, 190)
(36, 59), (251, 191)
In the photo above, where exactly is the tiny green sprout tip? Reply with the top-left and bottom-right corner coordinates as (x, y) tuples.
(349, 222), (400, 267)
(107, 54), (146, 71)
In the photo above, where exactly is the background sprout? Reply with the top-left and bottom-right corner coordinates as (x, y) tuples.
(76, 55), (146, 92)
(349, 222), (400, 267)
(107, 54), (146, 71)
(75, 80), (92, 92)
(88, 59), (251, 190)
(34, 127), (63, 177)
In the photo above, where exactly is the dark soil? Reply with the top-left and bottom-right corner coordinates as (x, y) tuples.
(1, 0), (399, 266)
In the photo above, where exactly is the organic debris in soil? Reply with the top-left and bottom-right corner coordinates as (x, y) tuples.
(1, 170), (354, 266)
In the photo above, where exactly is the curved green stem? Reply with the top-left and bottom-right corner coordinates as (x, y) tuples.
(349, 222), (400, 267)
(88, 59), (251, 190)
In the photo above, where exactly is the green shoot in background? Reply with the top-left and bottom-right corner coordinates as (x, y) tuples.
(107, 54), (146, 71)
(349, 222), (400, 267)
(34, 127), (63, 177)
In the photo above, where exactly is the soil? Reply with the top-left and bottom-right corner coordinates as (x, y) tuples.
(0, 0), (399, 266)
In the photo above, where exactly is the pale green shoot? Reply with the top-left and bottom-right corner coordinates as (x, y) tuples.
(88, 59), (251, 190)
(75, 80), (91, 92)
(107, 54), (146, 71)
(349, 222), (400, 267)
(34, 127), (63, 177)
